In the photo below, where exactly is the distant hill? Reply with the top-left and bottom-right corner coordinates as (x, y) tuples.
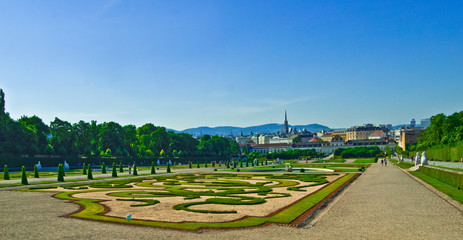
(169, 123), (330, 136)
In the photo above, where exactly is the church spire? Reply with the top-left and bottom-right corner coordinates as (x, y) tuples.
(284, 110), (289, 134)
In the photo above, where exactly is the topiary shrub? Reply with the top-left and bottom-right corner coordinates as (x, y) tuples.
(226, 161), (230, 168)
(112, 162), (118, 177)
(57, 164), (64, 182)
(197, 162), (200, 168)
(214, 168), (217, 171)
(87, 165), (93, 180)
(300, 168), (305, 173)
(3, 165), (9, 180)
(189, 161), (192, 168)
(246, 160), (249, 167)
(237, 169), (240, 172)
(21, 166), (28, 185)
(82, 163), (87, 175)
(233, 161), (237, 168)
(119, 162), (123, 173)
(102, 162), (106, 174)
(205, 161), (208, 168)
(133, 163), (138, 176)
(151, 161), (156, 174)
(240, 161), (243, 168)
(167, 162), (171, 173)
(34, 164), (39, 178)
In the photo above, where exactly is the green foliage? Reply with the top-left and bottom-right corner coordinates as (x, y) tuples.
(246, 160), (249, 167)
(21, 166), (28, 185)
(101, 162), (106, 174)
(167, 162), (171, 173)
(205, 161), (208, 168)
(410, 171), (463, 204)
(119, 162), (123, 173)
(57, 164), (64, 182)
(197, 161), (200, 168)
(189, 161), (192, 168)
(3, 165), (9, 180)
(417, 111), (463, 149)
(133, 163), (138, 175)
(34, 164), (39, 178)
(334, 146), (381, 158)
(82, 163), (87, 175)
(417, 166), (463, 188)
(116, 198), (160, 207)
(385, 145), (392, 157)
(411, 142), (463, 162)
(151, 161), (156, 174)
(233, 160), (237, 168)
(112, 162), (117, 177)
(87, 165), (93, 180)
(265, 148), (318, 160)
(240, 160), (243, 168)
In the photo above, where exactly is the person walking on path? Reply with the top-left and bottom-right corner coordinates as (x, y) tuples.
(381, 159), (384, 166)
(384, 158), (387, 166)
(128, 165), (132, 175)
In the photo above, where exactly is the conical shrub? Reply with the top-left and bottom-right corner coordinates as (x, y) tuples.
(82, 163), (87, 175)
(197, 162), (200, 168)
(233, 161), (237, 168)
(151, 161), (156, 174)
(240, 161), (243, 168)
(57, 164), (64, 182)
(87, 165), (93, 179)
(167, 162), (171, 173)
(102, 162), (106, 174)
(34, 164), (39, 178)
(246, 160), (249, 167)
(21, 166), (28, 185)
(226, 161), (230, 168)
(205, 161), (208, 168)
(3, 165), (9, 180)
(119, 162), (123, 173)
(189, 161), (192, 168)
(112, 162), (117, 177)
(133, 163), (138, 176)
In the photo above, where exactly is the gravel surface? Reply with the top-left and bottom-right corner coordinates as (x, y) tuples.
(1, 163), (462, 239)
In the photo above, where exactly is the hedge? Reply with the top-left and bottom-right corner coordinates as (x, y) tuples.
(418, 166), (463, 188)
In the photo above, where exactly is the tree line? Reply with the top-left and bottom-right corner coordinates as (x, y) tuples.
(416, 111), (463, 150)
(0, 89), (239, 158)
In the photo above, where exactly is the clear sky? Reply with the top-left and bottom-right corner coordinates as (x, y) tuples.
(1, 0), (462, 130)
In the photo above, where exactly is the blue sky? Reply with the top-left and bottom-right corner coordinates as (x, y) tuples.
(1, 0), (462, 130)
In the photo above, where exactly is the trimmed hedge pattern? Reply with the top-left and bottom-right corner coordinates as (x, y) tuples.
(418, 166), (463, 188)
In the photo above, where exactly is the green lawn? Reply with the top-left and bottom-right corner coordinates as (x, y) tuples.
(409, 171), (463, 204)
(353, 158), (377, 163)
(390, 159), (414, 169)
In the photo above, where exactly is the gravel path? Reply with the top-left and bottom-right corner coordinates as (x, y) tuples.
(1, 163), (462, 239)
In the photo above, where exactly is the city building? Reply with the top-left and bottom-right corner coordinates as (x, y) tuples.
(398, 127), (422, 150)
(346, 124), (384, 141)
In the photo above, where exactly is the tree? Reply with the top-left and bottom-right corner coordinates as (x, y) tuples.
(3, 165), (9, 180)
(197, 161), (200, 168)
(189, 161), (192, 168)
(87, 165), (93, 180)
(205, 161), (208, 168)
(166, 162), (171, 173)
(34, 164), (39, 178)
(50, 117), (77, 155)
(119, 162), (123, 173)
(133, 163), (138, 175)
(21, 166), (28, 185)
(160, 149), (166, 158)
(82, 163), (87, 175)
(292, 136), (302, 143)
(57, 164), (64, 182)
(151, 161), (156, 174)
(112, 162), (117, 177)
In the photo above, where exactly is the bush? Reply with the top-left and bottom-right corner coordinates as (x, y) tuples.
(119, 162), (123, 173)
(133, 163), (138, 176)
(418, 166), (463, 188)
(102, 162), (106, 174)
(300, 168), (305, 172)
(112, 162), (118, 177)
(197, 162), (200, 168)
(87, 165), (93, 180)
(34, 164), (39, 178)
(151, 161), (156, 174)
(3, 165), (9, 180)
(189, 161), (192, 169)
(375, 157), (378, 163)
(21, 166), (28, 185)
(57, 164), (64, 182)
(82, 163), (87, 175)
(167, 163), (171, 173)
(205, 161), (208, 168)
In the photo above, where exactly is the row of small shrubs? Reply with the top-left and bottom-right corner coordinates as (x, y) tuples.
(418, 166), (463, 188)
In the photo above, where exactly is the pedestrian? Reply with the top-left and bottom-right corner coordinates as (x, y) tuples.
(128, 165), (132, 175)
(384, 158), (387, 166)
(381, 159), (384, 166)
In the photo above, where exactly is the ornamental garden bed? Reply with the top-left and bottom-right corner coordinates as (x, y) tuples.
(24, 172), (358, 231)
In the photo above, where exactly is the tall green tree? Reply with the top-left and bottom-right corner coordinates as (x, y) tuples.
(34, 164), (39, 178)
(21, 166), (28, 185)
(3, 165), (9, 180)
(87, 165), (93, 180)
(112, 162), (117, 177)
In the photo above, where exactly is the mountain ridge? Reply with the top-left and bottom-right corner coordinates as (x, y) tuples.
(167, 123), (330, 136)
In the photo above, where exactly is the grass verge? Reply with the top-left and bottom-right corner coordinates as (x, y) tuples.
(409, 171), (463, 204)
